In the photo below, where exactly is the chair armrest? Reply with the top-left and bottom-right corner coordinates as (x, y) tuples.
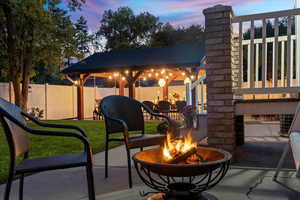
(22, 112), (87, 137)
(140, 102), (171, 122)
(104, 115), (129, 139)
(30, 129), (91, 152)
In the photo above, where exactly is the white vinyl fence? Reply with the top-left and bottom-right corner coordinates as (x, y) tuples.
(0, 82), (207, 120)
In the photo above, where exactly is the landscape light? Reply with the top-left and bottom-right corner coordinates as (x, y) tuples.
(184, 77), (191, 84)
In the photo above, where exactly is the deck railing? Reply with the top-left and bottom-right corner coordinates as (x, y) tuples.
(232, 8), (300, 94)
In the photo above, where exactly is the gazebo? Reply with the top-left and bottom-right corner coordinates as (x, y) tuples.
(61, 42), (206, 120)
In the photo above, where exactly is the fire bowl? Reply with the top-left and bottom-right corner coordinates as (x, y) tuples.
(132, 146), (231, 200)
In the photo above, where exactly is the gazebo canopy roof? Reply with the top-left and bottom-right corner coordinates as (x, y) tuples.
(61, 42), (205, 74)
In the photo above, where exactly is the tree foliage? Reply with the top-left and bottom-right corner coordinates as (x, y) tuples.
(150, 23), (205, 47)
(97, 7), (161, 50)
(0, 0), (86, 109)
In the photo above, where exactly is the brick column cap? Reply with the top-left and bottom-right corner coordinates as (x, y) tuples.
(203, 5), (232, 15)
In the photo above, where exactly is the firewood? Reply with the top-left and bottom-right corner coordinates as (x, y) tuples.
(165, 147), (197, 164)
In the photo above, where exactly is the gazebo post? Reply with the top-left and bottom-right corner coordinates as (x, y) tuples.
(119, 79), (125, 96)
(125, 70), (143, 99)
(76, 74), (90, 120)
(128, 82), (135, 98)
(163, 84), (168, 100)
(77, 82), (84, 120)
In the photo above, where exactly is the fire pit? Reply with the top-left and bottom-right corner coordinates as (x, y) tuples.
(132, 133), (232, 200)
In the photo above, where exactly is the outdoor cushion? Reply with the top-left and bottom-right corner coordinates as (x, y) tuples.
(290, 132), (300, 177)
(16, 152), (87, 174)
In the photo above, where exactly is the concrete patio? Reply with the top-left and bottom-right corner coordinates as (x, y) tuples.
(0, 121), (299, 200)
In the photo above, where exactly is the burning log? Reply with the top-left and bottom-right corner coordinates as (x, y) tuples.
(164, 147), (197, 164)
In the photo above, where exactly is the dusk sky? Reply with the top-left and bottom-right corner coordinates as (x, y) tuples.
(67, 0), (296, 32)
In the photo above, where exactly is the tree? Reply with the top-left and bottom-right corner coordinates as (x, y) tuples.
(0, 0), (84, 110)
(74, 16), (94, 59)
(150, 23), (205, 47)
(97, 7), (161, 51)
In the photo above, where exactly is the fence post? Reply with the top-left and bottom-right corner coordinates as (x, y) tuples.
(203, 5), (240, 152)
(45, 83), (48, 120)
(8, 81), (12, 103)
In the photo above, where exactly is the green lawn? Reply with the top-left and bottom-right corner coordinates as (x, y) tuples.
(0, 120), (160, 183)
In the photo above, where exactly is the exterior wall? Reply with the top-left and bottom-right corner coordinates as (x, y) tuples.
(203, 5), (239, 152)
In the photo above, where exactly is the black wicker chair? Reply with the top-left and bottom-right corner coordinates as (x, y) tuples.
(100, 95), (171, 188)
(0, 98), (95, 200)
(176, 101), (187, 113)
(142, 101), (157, 120)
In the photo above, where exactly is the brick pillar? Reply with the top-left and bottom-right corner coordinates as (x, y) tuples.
(203, 5), (240, 152)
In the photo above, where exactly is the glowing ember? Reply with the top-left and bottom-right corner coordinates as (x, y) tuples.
(163, 132), (197, 162)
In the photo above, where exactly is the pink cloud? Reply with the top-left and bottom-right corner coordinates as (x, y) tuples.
(166, 0), (264, 12)
(165, 0), (264, 27)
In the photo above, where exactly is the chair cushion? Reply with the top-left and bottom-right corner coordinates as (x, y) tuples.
(127, 134), (165, 149)
(16, 152), (87, 174)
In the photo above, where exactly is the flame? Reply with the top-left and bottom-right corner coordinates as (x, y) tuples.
(163, 131), (197, 161)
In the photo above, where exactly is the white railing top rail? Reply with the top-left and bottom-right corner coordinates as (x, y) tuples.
(242, 35), (296, 45)
(232, 8), (300, 23)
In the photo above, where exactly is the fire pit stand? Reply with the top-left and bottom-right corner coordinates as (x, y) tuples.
(133, 147), (231, 200)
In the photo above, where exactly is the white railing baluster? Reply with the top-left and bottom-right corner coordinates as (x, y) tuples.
(255, 43), (259, 88)
(287, 16), (292, 88)
(272, 41), (275, 87)
(281, 41), (285, 87)
(291, 38), (294, 87)
(274, 18), (279, 87)
(262, 19), (267, 88)
(239, 22), (243, 87)
(233, 9), (300, 94)
(247, 44), (251, 87)
(250, 20), (255, 88)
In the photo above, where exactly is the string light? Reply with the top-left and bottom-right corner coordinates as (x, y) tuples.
(148, 73), (152, 78)
(113, 72), (119, 77)
(143, 77), (147, 81)
(166, 76), (169, 79)
(125, 70), (129, 74)
(108, 75), (112, 80)
(158, 78), (166, 87)
(155, 73), (159, 77)
(190, 75), (195, 80)
(151, 69), (154, 72)
(181, 72), (186, 76)
(161, 69), (166, 74)
(122, 77), (126, 81)
(169, 73), (173, 76)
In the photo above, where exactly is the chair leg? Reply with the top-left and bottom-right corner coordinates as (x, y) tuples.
(86, 164), (96, 200)
(126, 148), (133, 188)
(273, 143), (291, 181)
(4, 173), (14, 200)
(19, 174), (25, 200)
(105, 139), (109, 178)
